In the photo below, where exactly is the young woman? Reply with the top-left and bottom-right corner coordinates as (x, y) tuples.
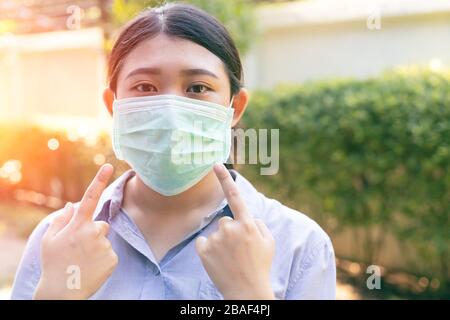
(11, 3), (335, 300)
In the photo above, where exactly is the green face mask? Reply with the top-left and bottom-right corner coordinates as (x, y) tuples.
(112, 94), (234, 196)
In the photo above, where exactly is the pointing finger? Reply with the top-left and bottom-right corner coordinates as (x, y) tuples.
(213, 163), (250, 221)
(74, 164), (114, 223)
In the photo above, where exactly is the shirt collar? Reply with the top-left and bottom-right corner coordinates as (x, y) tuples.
(92, 168), (263, 222)
(93, 169), (135, 221)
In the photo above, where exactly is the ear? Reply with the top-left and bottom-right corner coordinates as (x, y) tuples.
(231, 88), (249, 127)
(103, 88), (115, 116)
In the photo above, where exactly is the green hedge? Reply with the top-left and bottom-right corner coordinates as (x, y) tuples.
(240, 67), (450, 289)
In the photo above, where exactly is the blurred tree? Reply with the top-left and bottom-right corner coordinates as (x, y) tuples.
(0, 0), (258, 54)
(109, 0), (257, 55)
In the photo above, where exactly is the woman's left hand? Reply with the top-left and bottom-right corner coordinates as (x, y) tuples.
(195, 164), (276, 300)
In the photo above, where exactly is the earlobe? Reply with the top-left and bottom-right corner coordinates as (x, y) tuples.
(103, 88), (115, 116)
(231, 88), (249, 127)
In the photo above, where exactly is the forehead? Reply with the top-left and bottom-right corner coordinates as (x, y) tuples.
(117, 33), (228, 81)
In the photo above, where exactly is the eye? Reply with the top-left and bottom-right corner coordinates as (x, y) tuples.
(187, 84), (211, 94)
(133, 83), (157, 93)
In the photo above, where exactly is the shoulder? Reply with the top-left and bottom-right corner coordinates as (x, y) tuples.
(234, 170), (331, 248)
(10, 180), (114, 300)
(233, 171), (336, 298)
(13, 205), (69, 268)
(10, 207), (64, 299)
(233, 170), (334, 269)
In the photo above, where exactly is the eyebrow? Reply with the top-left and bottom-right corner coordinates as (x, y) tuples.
(125, 67), (161, 80)
(180, 68), (219, 79)
(125, 67), (219, 80)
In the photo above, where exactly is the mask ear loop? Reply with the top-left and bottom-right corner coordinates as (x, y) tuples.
(228, 95), (236, 120)
(225, 95), (236, 167)
(229, 95), (235, 108)
(112, 91), (118, 115)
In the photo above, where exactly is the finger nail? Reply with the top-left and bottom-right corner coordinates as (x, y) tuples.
(98, 163), (113, 181)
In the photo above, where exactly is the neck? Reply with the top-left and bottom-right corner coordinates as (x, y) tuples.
(125, 169), (225, 216)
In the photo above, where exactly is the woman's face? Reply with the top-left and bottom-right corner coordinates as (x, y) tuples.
(104, 33), (248, 125)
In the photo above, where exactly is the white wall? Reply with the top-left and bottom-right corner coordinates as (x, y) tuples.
(244, 13), (450, 89)
(0, 28), (107, 124)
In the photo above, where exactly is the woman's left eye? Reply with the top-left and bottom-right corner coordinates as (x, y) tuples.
(133, 83), (157, 92)
(187, 84), (210, 94)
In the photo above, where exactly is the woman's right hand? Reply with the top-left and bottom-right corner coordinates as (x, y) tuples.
(33, 164), (118, 300)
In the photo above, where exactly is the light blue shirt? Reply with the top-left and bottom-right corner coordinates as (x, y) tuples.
(11, 169), (336, 299)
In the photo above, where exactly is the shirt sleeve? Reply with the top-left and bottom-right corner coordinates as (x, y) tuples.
(10, 218), (49, 300)
(285, 237), (336, 300)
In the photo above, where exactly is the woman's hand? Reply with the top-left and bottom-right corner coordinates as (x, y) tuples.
(195, 164), (276, 300)
(33, 164), (118, 300)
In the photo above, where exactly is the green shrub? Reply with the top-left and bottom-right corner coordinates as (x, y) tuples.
(241, 66), (450, 290)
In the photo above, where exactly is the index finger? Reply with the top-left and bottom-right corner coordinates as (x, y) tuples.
(213, 163), (250, 221)
(74, 163), (114, 223)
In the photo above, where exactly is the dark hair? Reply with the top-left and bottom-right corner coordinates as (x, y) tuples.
(107, 3), (243, 99)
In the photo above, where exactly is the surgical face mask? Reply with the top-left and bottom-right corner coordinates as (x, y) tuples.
(112, 94), (235, 196)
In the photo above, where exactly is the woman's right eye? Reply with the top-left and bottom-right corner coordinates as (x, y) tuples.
(133, 83), (157, 92)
